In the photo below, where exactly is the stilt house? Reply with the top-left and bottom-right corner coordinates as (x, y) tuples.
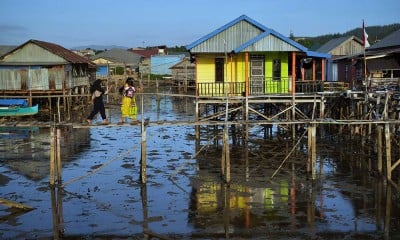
(0, 39), (95, 105)
(186, 15), (330, 97)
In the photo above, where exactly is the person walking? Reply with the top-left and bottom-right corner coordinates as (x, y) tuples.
(87, 79), (108, 125)
(118, 77), (138, 125)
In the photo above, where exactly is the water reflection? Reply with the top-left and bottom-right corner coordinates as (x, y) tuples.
(0, 90), (399, 239)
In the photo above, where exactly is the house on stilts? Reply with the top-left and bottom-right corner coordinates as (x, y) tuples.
(185, 15), (332, 122)
(0, 39), (96, 121)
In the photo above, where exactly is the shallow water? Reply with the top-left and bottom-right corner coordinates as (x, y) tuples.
(0, 88), (399, 239)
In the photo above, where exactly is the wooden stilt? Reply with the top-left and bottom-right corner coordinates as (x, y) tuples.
(311, 124), (316, 180)
(50, 127), (55, 186)
(385, 123), (391, 180)
(307, 124), (317, 179)
(377, 125), (383, 175)
(384, 184), (392, 238)
(307, 125), (312, 173)
(222, 127), (230, 183)
(140, 94), (147, 184)
(57, 97), (61, 123)
(56, 128), (62, 183)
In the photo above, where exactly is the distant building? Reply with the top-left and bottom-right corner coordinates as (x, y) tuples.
(169, 58), (195, 86)
(151, 54), (185, 75)
(91, 48), (142, 78)
(129, 46), (166, 78)
(72, 49), (95, 59)
(316, 36), (364, 81)
(0, 39), (95, 94)
(332, 29), (400, 90)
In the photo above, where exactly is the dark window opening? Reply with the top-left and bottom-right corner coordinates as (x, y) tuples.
(215, 58), (224, 82)
(273, 59), (281, 81)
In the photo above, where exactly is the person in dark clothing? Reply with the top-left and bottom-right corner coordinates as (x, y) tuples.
(87, 79), (108, 125)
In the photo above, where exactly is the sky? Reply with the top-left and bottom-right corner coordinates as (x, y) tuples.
(0, 0), (399, 49)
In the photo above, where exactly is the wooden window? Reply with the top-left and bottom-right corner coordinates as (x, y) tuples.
(215, 58), (224, 82)
(273, 59), (281, 81)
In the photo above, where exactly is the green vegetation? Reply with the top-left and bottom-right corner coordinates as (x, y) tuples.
(296, 23), (400, 50)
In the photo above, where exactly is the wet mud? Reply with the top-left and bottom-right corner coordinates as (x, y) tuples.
(0, 89), (400, 239)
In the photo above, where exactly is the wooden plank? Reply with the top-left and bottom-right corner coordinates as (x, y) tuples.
(0, 198), (34, 210)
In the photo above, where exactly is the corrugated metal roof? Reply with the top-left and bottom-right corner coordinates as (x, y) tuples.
(0, 39), (95, 67)
(130, 48), (159, 58)
(186, 14), (329, 58)
(317, 36), (351, 53)
(368, 29), (400, 50)
(31, 40), (92, 64)
(91, 48), (142, 66)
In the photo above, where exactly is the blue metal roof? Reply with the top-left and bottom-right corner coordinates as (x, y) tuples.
(186, 14), (329, 59)
(186, 15), (265, 50)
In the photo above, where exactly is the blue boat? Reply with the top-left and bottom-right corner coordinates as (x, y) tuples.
(0, 99), (39, 117)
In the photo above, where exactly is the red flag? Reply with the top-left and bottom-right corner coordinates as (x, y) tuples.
(362, 20), (370, 48)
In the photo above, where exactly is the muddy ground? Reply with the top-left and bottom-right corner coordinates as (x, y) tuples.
(1, 88), (400, 239)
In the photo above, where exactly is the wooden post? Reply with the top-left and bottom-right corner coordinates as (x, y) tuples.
(384, 184), (392, 238)
(140, 94), (147, 183)
(320, 95), (325, 118)
(385, 123), (391, 180)
(377, 125), (383, 175)
(56, 128), (62, 183)
(222, 127), (230, 183)
(311, 124), (316, 180)
(195, 99), (199, 140)
(307, 124), (317, 179)
(307, 125), (312, 173)
(49, 127), (55, 186)
(141, 184), (149, 239)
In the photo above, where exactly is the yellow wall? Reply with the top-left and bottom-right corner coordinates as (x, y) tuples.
(196, 52), (290, 94)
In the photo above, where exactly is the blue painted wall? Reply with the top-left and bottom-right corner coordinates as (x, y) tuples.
(151, 55), (184, 75)
(96, 65), (108, 77)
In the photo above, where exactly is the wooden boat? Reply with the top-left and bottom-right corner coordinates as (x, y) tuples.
(0, 99), (39, 117)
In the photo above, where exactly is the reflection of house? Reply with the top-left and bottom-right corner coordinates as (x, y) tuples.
(189, 178), (289, 229)
(91, 48), (142, 78)
(0, 39), (95, 105)
(316, 36), (364, 81)
(186, 15), (330, 96)
(169, 58), (195, 86)
(0, 127), (90, 180)
(333, 29), (400, 90)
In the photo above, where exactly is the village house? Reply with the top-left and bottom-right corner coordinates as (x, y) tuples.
(169, 57), (195, 88)
(90, 48), (142, 79)
(333, 29), (400, 91)
(186, 15), (330, 97)
(316, 36), (365, 83)
(0, 39), (95, 112)
(130, 46), (166, 79)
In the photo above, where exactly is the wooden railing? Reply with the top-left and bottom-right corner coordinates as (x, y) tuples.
(197, 79), (350, 97)
(197, 82), (245, 97)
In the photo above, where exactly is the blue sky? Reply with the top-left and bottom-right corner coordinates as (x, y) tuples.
(0, 0), (399, 49)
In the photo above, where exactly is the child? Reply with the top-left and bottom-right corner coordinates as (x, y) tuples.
(118, 77), (137, 124)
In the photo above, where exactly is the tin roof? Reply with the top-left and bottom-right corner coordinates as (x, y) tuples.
(0, 39), (95, 67)
(130, 48), (159, 58)
(91, 48), (142, 66)
(186, 15), (330, 58)
(316, 36), (363, 53)
(368, 28), (400, 50)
